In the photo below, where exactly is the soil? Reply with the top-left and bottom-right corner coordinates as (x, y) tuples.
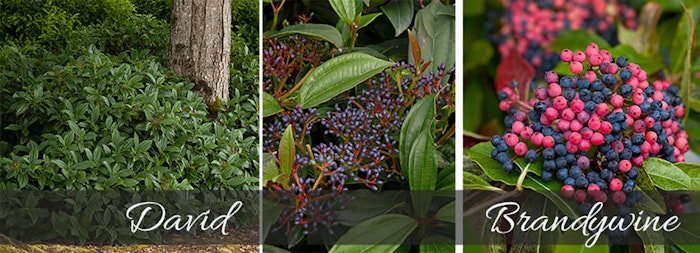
(0, 221), (259, 253)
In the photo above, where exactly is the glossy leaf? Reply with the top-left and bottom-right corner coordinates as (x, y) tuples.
(262, 92), (282, 117)
(464, 171), (505, 192)
(676, 163), (700, 190)
(357, 13), (382, 29)
(468, 142), (579, 218)
(330, 0), (358, 25)
(549, 30), (611, 53)
(399, 94), (436, 171)
(435, 200), (455, 223)
(297, 53), (393, 108)
(609, 45), (664, 75)
(278, 125), (295, 176)
(408, 129), (437, 217)
(262, 198), (283, 241)
(329, 214), (417, 253)
(633, 159), (667, 213)
(270, 23), (344, 49)
(411, 0), (455, 74)
(419, 235), (455, 253)
(334, 190), (398, 226)
(380, 0), (414, 36)
(644, 158), (692, 190)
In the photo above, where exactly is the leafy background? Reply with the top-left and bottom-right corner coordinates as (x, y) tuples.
(0, 0), (259, 244)
(463, 0), (700, 252)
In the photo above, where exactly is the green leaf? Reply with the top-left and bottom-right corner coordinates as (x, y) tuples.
(262, 198), (283, 241)
(633, 160), (667, 213)
(643, 158), (692, 190)
(637, 229), (665, 253)
(334, 190), (399, 226)
(667, 213), (700, 251)
(549, 30), (611, 53)
(463, 0), (485, 16)
(330, 0), (358, 25)
(676, 163), (700, 190)
(262, 92), (282, 117)
(411, 0), (455, 74)
(278, 125), (295, 176)
(419, 235), (455, 253)
(435, 200), (455, 223)
(463, 83), (484, 132)
(463, 171), (505, 192)
(270, 24), (344, 49)
(463, 40), (494, 71)
(357, 13), (382, 30)
(329, 214), (417, 253)
(400, 94), (436, 171)
(380, 0), (414, 36)
(553, 231), (609, 253)
(408, 129), (437, 218)
(297, 53), (393, 108)
(609, 45), (664, 74)
(468, 142), (579, 218)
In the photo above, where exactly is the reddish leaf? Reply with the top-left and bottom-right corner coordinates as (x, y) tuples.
(495, 50), (535, 102)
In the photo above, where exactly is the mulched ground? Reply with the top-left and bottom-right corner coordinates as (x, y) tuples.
(0, 221), (259, 253)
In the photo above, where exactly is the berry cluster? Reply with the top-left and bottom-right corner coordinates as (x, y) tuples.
(491, 42), (688, 219)
(263, 35), (454, 236)
(487, 0), (637, 72)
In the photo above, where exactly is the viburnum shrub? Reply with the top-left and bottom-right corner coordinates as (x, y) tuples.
(490, 42), (688, 239)
(487, 0), (637, 72)
(262, 0), (456, 250)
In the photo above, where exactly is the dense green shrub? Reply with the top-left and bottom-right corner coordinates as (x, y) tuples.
(0, 0), (135, 48)
(0, 45), (258, 191)
(130, 0), (172, 21)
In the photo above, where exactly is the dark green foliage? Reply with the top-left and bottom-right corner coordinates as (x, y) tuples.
(131, 0), (172, 21)
(0, 45), (258, 191)
(231, 0), (260, 50)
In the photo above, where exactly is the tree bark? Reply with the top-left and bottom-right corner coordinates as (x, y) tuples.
(169, 0), (230, 104)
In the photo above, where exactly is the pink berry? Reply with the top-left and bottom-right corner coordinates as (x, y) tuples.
(545, 107), (559, 121)
(570, 61), (583, 74)
(613, 191), (626, 204)
(599, 50), (612, 61)
(576, 111), (590, 123)
(571, 99), (584, 112)
(548, 83), (562, 97)
(588, 116), (601, 130)
(610, 95), (624, 108)
(592, 191), (608, 203)
(573, 51), (586, 62)
(499, 101), (510, 111)
(589, 54), (603, 66)
(561, 185), (575, 198)
(512, 121), (525, 134)
(504, 133), (519, 147)
(585, 71), (597, 82)
(561, 49), (574, 62)
(595, 103), (609, 116)
(545, 71), (559, 84)
(531, 132), (544, 145)
(591, 132), (604, 145)
(619, 160), (632, 173)
(585, 42), (599, 57)
(542, 136), (555, 148)
(553, 96), (568, 110)
(580, 127), (593, 139)
(646, 131), (658, 143)
(628, 105), (641, 118)
(588, 183), (601, 194)
(569, 132), (582, 145)
(561, 108), (575, 121)
(520, 127), (533, 139)
(610, 178), (623, 191)
(578, 139), (591, 152)
(570, 120), (583, 132)
(557, 119), (571, 131)
(599, 121), (613, 134)
(514, 142), (528, 156)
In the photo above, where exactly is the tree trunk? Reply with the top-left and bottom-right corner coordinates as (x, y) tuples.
(169, 0), (230, 104)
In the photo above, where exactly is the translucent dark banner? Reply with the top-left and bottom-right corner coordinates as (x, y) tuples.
(463, 190), (700, 247)
(0, 190), (259, 245)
